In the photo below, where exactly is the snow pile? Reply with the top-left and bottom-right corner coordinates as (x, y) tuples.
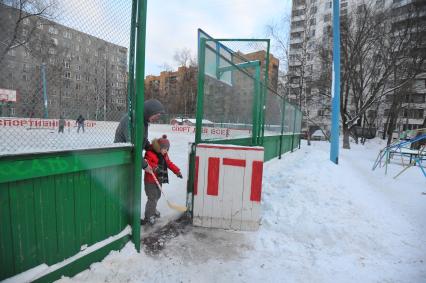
(56, 139), (426, 283)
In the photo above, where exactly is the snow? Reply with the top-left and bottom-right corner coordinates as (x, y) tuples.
(4, 226), (131, 283)
(52, 134), (425, 283)
(312, 129), (326, 137)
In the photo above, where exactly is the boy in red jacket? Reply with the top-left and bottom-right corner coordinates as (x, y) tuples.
(142, 135), (182, 225)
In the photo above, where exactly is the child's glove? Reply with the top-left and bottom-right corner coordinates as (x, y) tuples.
(176, 172), (183, 179)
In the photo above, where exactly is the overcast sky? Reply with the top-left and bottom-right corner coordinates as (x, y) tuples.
(55, 0), (291, 76)
(145, 0), (291, 75)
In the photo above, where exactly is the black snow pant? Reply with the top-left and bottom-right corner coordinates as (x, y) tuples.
(144, 182), (161, 220)
(77, 123), (85, 133)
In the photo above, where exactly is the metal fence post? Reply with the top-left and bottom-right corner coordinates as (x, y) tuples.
(132, 0), (147, 252)
(330, 0), (341, 164)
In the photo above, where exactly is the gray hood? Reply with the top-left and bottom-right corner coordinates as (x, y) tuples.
(144, 99), (165, 122)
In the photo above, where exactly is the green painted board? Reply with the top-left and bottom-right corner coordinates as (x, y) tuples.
(120, 165), (130, 230)
(74, 172), (92, 249)
(33, 235), (129, 283)
(106, 167), (120, 236)
(9, 180), (38, 273)
(0, 183), (15, 279)
(90, 168), (107, 244)
(33, 177), (59, 265)
(0, 147), (132, 184)
(55, 174), (77, 260)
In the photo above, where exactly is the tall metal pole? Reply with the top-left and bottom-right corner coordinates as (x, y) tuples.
(330, 0), (340, 164)
(41, 63), (48, 118)
(128, 0), (137, 140)
(132, 0), (147, 252)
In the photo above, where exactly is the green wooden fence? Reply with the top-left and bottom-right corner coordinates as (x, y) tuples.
(0, 0), (148, 281)
(0, 148), (133, 281)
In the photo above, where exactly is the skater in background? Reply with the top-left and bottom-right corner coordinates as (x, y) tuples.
(76, 114), (85, 133)
(142, 134), (183, 225)
(114, 98), (165, 174)
(58, 116), (65, 133)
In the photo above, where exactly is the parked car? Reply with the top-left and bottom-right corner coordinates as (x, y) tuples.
(311, 130), (327, 141)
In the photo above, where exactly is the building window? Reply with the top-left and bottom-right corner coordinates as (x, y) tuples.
(22, 74), (29, 81)
(76, 65), (81, 71)
(341, 2), (348, 7)
(7, 49), (16, 56)
(75, 45), (80, 52)
(64, 61), (70, 69)
(76, 74), (81, 81)
(310, 6), (317, 14)
(48, 48), (56, 55)
(65, 72), (71, 79)
(310, 18), (316, 26)
(317, 109), (325, 116)
(51, 38), (58, 45)
(48, 26), (58, 34)
(325, 2), (332, 9)
(76, 83), (80, 90)
(324, 14), (331, 22)
(63, 31), (72, 39)
(292, 9), (304, 17)
(323, 25), (332, 35)
(49, 58), (55, 64)
(367, 110), (377, 119)
(357, 4), (366, 13)
(292, 20), (304, 29)
(23, 63), (29, 72)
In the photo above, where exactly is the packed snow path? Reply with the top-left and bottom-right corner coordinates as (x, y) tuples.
(57, 139), (425, 283)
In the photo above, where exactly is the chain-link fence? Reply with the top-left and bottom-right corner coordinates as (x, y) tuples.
(0, 1), (132, 155)
(198, 35), (269, 142)
(197, 31), (302, 144)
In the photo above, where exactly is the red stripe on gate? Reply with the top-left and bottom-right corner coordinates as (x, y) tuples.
(194, 156), (199, 195)
(250, 161), (263, 202)
(207, 157), (220, 196)
(223, 158), (246, 167)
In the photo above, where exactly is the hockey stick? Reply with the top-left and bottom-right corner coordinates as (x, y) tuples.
(150, 172), (187, 212)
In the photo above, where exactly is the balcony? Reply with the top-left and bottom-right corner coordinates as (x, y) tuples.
(290, 37), (303, 44)
(290, 26), (305, 33)
(291, 15), (305, 22)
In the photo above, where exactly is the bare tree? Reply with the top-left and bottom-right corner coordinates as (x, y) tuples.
(0, 0), (57, 64)
(173, 48), (197, 116)
(173, 47), (196, 68)
(268, 0), (320, 145)
(316, 1), (425, 149)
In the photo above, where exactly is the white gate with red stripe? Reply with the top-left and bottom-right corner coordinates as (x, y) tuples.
(193, 144), (264, 231)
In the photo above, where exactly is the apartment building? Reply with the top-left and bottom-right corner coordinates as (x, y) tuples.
(287, 0), (426, 135)
(145, 51), (279, 124)
(0, 4), (128, 121)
